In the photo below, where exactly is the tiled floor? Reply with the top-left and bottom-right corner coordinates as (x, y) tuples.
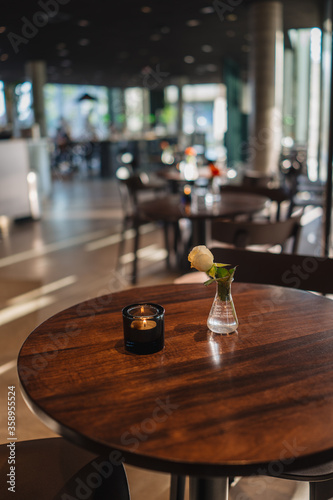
(0, 176), (321, 499)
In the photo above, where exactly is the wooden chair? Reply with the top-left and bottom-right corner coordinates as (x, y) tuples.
(220, 184), (292, 221)
(171, 247), (333, 500)
(242, 170), (275, 188)
(210, 214), (302, 254)
(116, 172), (170, 284)
(0, 437), (130, 500)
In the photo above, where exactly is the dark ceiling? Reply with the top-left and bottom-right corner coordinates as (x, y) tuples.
(0, 0), (324, 88)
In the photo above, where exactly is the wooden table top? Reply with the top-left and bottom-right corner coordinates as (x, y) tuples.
(18, 283), (333, 477)
(140, 192), (269, 222)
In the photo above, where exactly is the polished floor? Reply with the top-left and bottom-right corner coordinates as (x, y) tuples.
(0, 176), (322, 499)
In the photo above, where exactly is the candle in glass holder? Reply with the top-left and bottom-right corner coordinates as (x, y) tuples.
(122, 303), (164, 354)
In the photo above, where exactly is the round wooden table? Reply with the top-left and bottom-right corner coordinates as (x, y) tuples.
(140, 192), (269, 223)
(18, 284), (333, 498)
(140, 192), (269, 250)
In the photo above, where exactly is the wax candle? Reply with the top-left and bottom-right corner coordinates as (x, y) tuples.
(122, 303), (165, 354)
(131, 319), (157, 330)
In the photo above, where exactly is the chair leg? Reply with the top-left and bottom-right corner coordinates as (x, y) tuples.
(117, 218), (128, 269)
(309, 479), (333, 500)
(170, 474), (186, 500)
(163, 222), (171, 270)
(132, 225), (139, 285)
(54, 455), (130, 500)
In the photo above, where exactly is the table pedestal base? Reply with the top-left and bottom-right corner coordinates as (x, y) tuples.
(189, 477), (229, 500)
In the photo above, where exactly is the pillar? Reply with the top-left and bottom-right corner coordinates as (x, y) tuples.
(248, 1), (284, 175)
(177, 77), (188, 150)
(25, 60), (47, 137)
(142, 88), (151, 132)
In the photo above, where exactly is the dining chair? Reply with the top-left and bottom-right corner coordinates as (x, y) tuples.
(172, 247), (333, 500)
(0, 437), (130, 500)
(116, 171), (170, 284)
(219, 184), (292, 221)
(242, 170), (275, 188)
(210, 213), (302, 254)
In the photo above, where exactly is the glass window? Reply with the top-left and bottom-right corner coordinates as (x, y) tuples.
(15, 81), (34, 128)
(124, 87), (144, 133)
(44, 84), (109, 140)
(0, 81), (6, 126)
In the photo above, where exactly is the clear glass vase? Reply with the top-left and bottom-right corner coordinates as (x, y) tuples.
(207, 279), (238, 334)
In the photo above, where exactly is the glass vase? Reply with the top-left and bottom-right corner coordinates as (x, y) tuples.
(207, 279), (238, 334)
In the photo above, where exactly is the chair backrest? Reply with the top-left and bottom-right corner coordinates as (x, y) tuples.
(220, 184), (292, 220)
(211, 214), (301, 253)
(242, 171), (275, 187)
(210, 247), (333, 294)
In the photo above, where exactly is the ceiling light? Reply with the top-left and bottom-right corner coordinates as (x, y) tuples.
(195, 65), (205, 75)
(0, 53), (8, 62)
(226, 30), (235, 37)
(186, 19), (201, 27)
(201, 44), (213, 53)
(77, 93), (98, 102)
(58, 49), (69, 57)
(160, 26), (170, 34)
(184, 55), (195, 64)
(0, 27), (6, 34)
(56, 42), (66, 50)
(141, 6), (152, 13)
(150, 33), (161, 41)
(61, 59), (72, 67)
(78, 19), (89, 27)
(226, 14), (238, 21)
(206, 64), (217, 72)
(200, 6), (215, 14)
(78, 38), (90, 46)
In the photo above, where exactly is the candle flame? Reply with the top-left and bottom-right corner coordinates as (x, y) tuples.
(143, 318), (147, 327)
(141, 305), (144, 314)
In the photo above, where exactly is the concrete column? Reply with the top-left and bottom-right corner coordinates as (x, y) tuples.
(4, 84), (19, 137)
(176, 77), (188, 150)
(25, 60), (47, 137)
(142, 88), (151, 132)
(248, 1), (284, 175)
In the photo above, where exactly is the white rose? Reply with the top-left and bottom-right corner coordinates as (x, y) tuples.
(188, 245), (214, 272)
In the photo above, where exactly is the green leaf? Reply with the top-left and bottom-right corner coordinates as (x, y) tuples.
(215, 263), (230, 267)
(216, 267), (229, 279)
(204, 279), (216, 286)
(207, 265), (217, 278)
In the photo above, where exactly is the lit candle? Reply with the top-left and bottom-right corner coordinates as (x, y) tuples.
(131, 318), (157, 330)
(122, 303), (165, 354)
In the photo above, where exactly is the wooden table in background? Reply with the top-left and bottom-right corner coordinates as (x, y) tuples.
(140, 192), (269, 250)
(18, 284), (333, 499)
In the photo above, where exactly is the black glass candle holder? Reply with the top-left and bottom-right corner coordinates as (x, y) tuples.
(122, 303), (165, 355)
